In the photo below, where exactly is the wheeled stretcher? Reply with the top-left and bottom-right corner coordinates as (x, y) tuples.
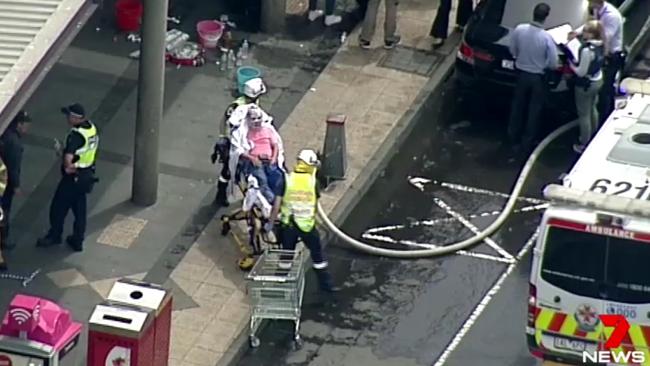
(211, 136), (286, 270)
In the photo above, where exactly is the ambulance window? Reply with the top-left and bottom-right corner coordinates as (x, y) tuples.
(604, 238), (650, 303)
(541, 228), (606, 298)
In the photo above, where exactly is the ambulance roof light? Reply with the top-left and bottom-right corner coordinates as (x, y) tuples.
(543, 184), (650, 218)
(620, 78), (650, 96)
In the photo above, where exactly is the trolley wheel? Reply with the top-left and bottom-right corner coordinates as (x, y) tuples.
(250, 335), (260, 348)
(221, 216), (231, 236)
(292, 337), (303, 351)
(238, 256), (255, 271)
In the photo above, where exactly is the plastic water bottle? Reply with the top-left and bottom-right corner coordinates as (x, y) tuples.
(240, 40), (249, 59)
(235, 49), (243, 67)
(227, 49), (236, 69)
(340, 32), (347, 44)
(220, 51), (228, 71)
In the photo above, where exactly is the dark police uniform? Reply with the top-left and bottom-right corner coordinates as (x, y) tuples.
(37, 104), (98, 251)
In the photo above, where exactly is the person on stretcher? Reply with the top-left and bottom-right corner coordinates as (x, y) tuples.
(230, 106), (283, 203)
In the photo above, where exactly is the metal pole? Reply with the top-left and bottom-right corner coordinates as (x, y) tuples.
(260, 0), (286, 34)
(132, 0), (168, 206)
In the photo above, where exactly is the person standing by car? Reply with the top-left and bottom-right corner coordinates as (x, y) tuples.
(571, 0), (623, 124)
(507, 3), (559, 155)
(0, 111), (31, 250)
(430, 0), (474, 49)
(569, 21), (605, 154)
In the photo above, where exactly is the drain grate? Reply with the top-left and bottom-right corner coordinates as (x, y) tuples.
(377, 46), (443, 76)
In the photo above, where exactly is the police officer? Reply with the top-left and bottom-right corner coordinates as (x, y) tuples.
(570, 0), (623, 124)
(268, 149), (334, 292)
(214, 78), (267, 207)
(37, 103), (98, 252)
(0, 111), (31, 250)
(507, 3), (559, 155)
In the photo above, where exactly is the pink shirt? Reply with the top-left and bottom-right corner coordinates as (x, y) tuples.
(247, 127), (277, 159)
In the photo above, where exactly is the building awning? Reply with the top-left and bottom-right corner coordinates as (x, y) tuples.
(0, 0), (97, 131)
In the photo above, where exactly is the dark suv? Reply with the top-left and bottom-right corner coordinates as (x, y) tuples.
(455, 0), (621, 92)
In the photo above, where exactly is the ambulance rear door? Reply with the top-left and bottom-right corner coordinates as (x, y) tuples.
(537, 210), (650, 363)
(533, 212), (605, 359)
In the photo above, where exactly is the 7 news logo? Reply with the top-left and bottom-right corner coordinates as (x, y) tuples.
(582, 314), (646, 363)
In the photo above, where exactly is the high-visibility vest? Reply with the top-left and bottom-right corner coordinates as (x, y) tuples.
(280, 171), (317, 232)
(73, 122), (98, 168)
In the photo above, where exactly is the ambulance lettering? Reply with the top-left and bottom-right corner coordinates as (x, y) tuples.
(585, 225), (635, 239)
(589, 178), (650, 199)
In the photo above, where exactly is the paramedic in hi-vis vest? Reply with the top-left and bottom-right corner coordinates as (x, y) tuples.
(268, 149), (335, 292)
(37, 103), (98, 252)
(569, 20), (605, 154)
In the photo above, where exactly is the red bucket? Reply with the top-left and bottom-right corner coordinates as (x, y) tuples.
(115, 0), (143, 32)
(197, 20), (224, 48)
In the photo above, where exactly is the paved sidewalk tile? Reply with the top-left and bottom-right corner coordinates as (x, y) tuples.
(47, 268), (89, 288)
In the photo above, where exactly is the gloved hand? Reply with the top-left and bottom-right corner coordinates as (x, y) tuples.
(263, 222), (274, 233)
(211, 152), (218, 164)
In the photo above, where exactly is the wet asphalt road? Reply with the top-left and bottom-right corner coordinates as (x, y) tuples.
(236, 71), (579, 366)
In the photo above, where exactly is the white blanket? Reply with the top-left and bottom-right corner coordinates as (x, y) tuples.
(242, 176), (272, 218)
(226, 103), (285, 197)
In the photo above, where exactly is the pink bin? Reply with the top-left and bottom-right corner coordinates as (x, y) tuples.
(197, 20), (224, 49)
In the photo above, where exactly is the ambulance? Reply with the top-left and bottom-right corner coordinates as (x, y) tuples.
(528, 79), (650, 365)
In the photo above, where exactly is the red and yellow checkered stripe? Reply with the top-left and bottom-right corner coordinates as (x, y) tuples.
(534, 307), (650, 365)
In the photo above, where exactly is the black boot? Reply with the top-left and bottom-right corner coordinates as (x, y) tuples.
(36, 235), (62, 247)
(315, 268), (336, 293)
(66, 236), (83, 252)
(214, 181), (230, 207)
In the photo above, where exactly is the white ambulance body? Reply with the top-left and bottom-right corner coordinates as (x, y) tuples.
(528, 80), (650, 365)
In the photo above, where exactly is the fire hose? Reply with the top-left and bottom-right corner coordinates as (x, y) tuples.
(317, 120), (578, 258)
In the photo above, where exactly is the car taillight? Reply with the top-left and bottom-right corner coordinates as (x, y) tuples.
(458, 42), (475, 65)
(527, 283), (538, 327)
(473, 50), (494, 62)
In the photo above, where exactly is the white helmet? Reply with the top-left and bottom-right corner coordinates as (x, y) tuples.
(297, 149), (319, 166)
(243, 78), (267, 99)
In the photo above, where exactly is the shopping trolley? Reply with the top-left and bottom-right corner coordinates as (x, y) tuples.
(246, 248), (306, 349)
